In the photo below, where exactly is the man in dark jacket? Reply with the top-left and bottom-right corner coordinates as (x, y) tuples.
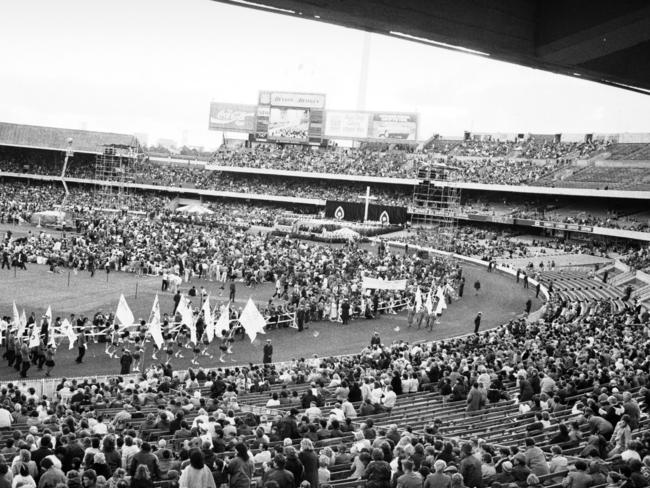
(341, 299), (350, 325)
(263, 454), (295, 488)
(277, 409), (300, 439)
(120, 349), (133, 375)
(62, 434), (85, 472)
(31, 434), (54, 468)
(263, 340), (273, 364)
(474, 312), (482, 334)
(459, 443), (483, 488)
(130, 442), (161, 480)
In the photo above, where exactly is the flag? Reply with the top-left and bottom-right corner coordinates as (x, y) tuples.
(213, 303), (230, 339)
(44, 306), (55, 346)
(415, 287), (423, 312)
(148, 295), (164, 349)
(115, 294), (135, 327)
(12, 302), (22, 335)
(434, 296), (445, 315)
(61, 319), (76, 349)
(177, 297), (196, 343)
(203, 296), (215, 342)
(425, 289), (433, 314)
(20, 309), (27, 336)
(238, 298), (266, 343)
(29, 322), (40, 348)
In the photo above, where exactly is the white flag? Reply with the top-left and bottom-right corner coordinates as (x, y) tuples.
(115, 294), (135, 327)
(44, 306), (55, 346)
(213, 303), (230, 339)
(12, 302), (22, 336)
(415, 287), (423, 313)
(203, 296), (215, 342)
(238, 298), (266, 343)
(29, 322), (40, 348)
(61, 318), (76, 349)
(177, 297), (196, 343)
(434, 296), (445, 315)
(20, 309), (27, 337)
(425, 290), (433, 314)
(148, 295), (164, 349)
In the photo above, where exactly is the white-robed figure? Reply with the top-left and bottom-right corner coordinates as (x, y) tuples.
(329, 297), (338, 322)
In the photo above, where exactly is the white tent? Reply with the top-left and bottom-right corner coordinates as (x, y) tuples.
(330, 227), (360, 240)
(30, 210), (65, 227)
(176, 204), (214, 215)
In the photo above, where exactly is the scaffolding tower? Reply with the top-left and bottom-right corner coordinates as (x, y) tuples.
(409, 162), (462, 252)
(94, 145), (137, 209)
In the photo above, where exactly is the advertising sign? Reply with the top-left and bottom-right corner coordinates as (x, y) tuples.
(324, 111), (370, 139)
(323, 111), (418, 142)
(208, 103), (257, 132)
(368, 113), (418, 141)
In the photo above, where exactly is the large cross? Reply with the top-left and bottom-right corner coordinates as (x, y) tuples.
(358, 186), (378, 222)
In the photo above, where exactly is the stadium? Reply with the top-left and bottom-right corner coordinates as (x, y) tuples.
(0, 2), (649, 488)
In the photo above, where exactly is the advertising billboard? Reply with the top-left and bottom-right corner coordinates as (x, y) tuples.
(368, 113), (418, 141)
(324, 111), (370, 139)
(323, 111), (418, 142)
(208, 103), (257, 132)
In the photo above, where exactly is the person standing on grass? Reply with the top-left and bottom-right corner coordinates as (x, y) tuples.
(473, 312), (482, 335)
(263, 339), (273, 364)
(76, 327), (87, 363)
(20, 340), (30, 378)
(44, 344), (56, 377)
(229, 280), (236, 302)
(173, 290), (182, 314)
(474, 280), (480, 295)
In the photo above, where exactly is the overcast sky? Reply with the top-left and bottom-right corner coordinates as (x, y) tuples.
(1, 0), (649, 149)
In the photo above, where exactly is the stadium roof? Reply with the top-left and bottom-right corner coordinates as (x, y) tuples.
(0, 122), (139, 155)
(213, 0), (650, 95)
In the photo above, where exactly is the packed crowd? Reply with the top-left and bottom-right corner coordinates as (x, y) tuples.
(457, 197), (649, 234)
(622, 246), (650, 272)
(0, 141), (645, 196)
(0, 181), (171, 226)
(2, 208), (462, 322)
(211, 145), (418, 178)
(128, 164), (412, 207)
(442, 159), (570, 186)
(0, 273), (648, 488)
(392, 226), (616, 264)
(436, 138), (610, 160)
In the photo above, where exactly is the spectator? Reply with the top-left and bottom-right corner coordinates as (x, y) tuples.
(179, 449), (215, 488)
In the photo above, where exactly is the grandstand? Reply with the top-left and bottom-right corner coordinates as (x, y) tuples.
(2, 133), (650, 488)
(2, 0), (650, 486)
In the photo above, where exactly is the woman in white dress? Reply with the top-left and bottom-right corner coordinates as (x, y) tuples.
(329, 297), (338, 322)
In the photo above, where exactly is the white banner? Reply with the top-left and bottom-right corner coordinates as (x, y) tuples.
(361, 277), (407, 290)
